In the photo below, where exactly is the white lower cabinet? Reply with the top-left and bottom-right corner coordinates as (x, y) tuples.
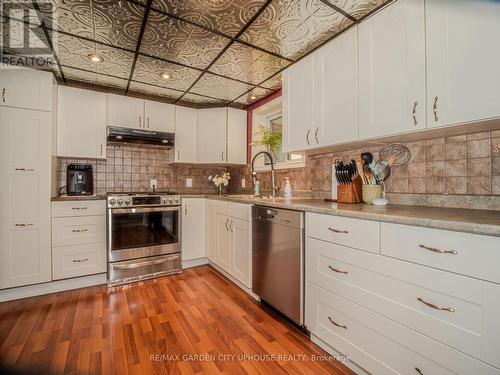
(181, 198), (205, 261)
(305, 212), (500, 374)
(206, 200), (251, 288)
(51, 200), (106, 280)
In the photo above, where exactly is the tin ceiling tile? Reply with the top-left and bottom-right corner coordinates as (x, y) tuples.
(182, 93), (228, 105)
(132, 55), (201, 91)
(61, 66), (128, 90)
(325, 0), (391, 19)
(238, 0), (352, 60)
(56, 34), (135, 79)
(190, 73), (253, 102)
(260, 73), (283, 90)
(208, 41), (290, 86)
(140, 10), (229, 69)
(129, 81), (182, 100)
(234, 86), (274, 105)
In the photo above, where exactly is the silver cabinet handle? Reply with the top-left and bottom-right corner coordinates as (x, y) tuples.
(184, 205), (188, 215)
(71, 207), (88, 210)
(417, 297), (455, 312)
(100, 145), (103, 156)
(2, 88), (5, 103)
(328, 265), (348, 274)
(72, 258), (88, 263)
(229, 220), (234, 232)
(139, 116), (142, 128)
(225, 218), (229, 231)
(147, 117), (150, 128)
(328, 227), (348, 234)
(419, 244), (457, 255)
(306, 129), (310, 145)
(328, 316), (347, 329)
(412, 101), (418, 126)
(221, 151), (224, 161)
(415, 367), (424, 375)
(72, 228), (88, 233)
(15, 223), (34, 227)
(177, 150), (180, 160)
(433, 96), (439, 122)
(314, 127), (319, 144)
(15, 167), (34, 171)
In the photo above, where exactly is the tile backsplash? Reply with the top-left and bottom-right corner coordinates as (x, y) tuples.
(244, 130), (500, 199)
(56, 145), (247, 195)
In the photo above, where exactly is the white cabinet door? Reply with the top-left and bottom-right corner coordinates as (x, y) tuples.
(197, 108), (227, 163)
(426, 0), (500, 128)
(0, 107), (51, 289)
(107, 94), (144, 129)
(215, 214), (231, 273)
(205, 199), (217, 262)
(358, 0), (426, 139)
(227, 108), (247, 164)
(282, 54), (315, 152)
(144, 100), (175, 132)
(0, 67), (53, 111)
(319, 26), (359, 146)
(230, 218), (251, 288)
(175, 106), (198, 163)
(57, 86), (106, 159)
(181, 198), (205, 261)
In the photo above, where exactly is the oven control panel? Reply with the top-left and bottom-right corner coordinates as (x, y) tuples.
(107, 193), (181, 208)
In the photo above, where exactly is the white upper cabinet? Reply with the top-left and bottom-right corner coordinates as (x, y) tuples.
(227, 108), (247, 164)
(107, 94), (144, 129)
(57, 86), (107, 159)
(197, 108), (227, 163)
(0, 67), (53, 111)
(282, 54), (316, 153)
(175, 106), (198, 163)
(358, 0), (426, 139)
(426, 0), (500, 128)
(144, 100), (175, 132)
(181, 198), (205, 261)
(318, 26), (359, 146)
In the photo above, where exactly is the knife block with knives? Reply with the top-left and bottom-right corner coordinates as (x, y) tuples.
(334, 160), (363, 204)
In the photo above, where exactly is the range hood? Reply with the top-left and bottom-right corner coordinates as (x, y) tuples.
(107, 126), (174, 148)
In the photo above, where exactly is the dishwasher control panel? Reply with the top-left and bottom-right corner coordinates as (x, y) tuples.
(252, 206), (303, 228)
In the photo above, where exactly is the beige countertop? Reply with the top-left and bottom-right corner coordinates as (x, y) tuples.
(52, 195), (107, 201)
(181, 194), (500, 237)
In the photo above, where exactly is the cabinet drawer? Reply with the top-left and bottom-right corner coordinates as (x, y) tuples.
(306, 283), (499, 375)
(52, 200), (106, 217)
(52, 243), (106, 280)
(307, 238), (500, 367)
(306, 213), (379, 253)
(215, 200), (230, 216)
(381, 222), (500, 284)
(230, 202), (251, 221)
(52, 215), (105, 247)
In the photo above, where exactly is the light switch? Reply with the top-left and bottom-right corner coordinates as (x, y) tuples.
(241, 178), (246, 188)
(186, 178), (192, 187)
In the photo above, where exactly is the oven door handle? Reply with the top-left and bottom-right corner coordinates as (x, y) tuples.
(111, 206), (180, 214)
(111, 255), (180, 270)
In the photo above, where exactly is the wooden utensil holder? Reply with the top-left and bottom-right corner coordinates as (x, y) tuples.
(337, 175), (363, 203)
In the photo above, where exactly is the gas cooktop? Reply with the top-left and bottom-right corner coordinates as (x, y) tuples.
(106, 191), (181, 208)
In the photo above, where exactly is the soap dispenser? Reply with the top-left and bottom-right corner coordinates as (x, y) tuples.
(283, 177), (292, 199)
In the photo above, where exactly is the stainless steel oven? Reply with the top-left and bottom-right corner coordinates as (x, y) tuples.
(107, 192), (182, 285)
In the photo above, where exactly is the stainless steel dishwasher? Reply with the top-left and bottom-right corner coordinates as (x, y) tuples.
(252, 206), (304, 326)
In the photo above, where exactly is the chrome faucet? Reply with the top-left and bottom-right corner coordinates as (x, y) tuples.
(251, 151), (279, 198)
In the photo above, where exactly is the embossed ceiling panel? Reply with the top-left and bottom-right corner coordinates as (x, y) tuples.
(235, 87), (274, 105)
(238, 0), (353, 60)
(132, 55), (200, 91)
(56, 34), (135, 79)
(51, 0), (145, 50)
(325, 0), (390, 19)
(261, 73), (283, 90)
(182, 93), (228, 106)
(56, 66), (128, 90)
(129, 81), (182, 100)
(140, 10), (229, 70)
(190, 73), (253, 102)
(208, 41), (290, 85)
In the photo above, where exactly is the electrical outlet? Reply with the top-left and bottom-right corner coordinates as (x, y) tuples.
(186, 178), (192, 188)
(150, 179), (157, 190)
(241, 178), (246, 189)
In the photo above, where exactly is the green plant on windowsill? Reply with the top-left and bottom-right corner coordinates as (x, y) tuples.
(249, 124), (282, 153)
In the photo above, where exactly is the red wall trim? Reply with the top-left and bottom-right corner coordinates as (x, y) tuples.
(246, 89), (282, 163)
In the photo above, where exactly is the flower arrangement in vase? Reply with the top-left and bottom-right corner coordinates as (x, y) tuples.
(208, 172), (231, 196)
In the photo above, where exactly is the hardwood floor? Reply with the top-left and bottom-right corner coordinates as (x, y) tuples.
(0, 266), (354, 375)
